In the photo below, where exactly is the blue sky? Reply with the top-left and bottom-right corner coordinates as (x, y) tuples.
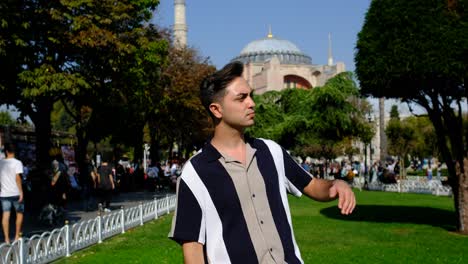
(152, 0), (371, 71)
(150, 0), (419, 115)
(1, 0), (423, 117)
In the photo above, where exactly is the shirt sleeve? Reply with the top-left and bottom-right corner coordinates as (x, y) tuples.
(169, 177), (205, 245)
(16, 160), (24, 175)
(282, 148), (313, 196)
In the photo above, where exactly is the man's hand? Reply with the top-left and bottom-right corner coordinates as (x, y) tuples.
(18, 192), (23, 203)
(329, 180), (355, 215)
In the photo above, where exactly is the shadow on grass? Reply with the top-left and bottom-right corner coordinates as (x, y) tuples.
(320, 205), (456, 231)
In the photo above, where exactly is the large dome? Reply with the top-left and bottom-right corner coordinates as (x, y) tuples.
(232, 35), (312, 65)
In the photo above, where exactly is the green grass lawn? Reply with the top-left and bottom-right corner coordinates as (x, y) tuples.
(55, 191), (468, 263)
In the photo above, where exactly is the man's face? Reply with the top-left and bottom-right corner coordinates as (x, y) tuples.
(212, 77), (256, 129)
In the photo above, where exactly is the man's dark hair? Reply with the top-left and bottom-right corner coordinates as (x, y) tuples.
(200, 61), (244, 118)
(4, 142), (16, 154)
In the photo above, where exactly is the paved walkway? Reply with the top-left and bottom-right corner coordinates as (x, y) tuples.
(0, 190), (174, 243)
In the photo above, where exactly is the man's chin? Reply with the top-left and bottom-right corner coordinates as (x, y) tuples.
(245, 120), (255, 127)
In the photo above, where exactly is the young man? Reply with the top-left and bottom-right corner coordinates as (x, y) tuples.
(0, 143), (24, 244)
(97, 161), (115, 212)
(169, 61), (356, 263)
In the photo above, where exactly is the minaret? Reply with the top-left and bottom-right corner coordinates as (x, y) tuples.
(174, 0), (187, 48)
(328, 33), (334, 66)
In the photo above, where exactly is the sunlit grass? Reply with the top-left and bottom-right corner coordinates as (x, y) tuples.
(55, 191), (467, 264)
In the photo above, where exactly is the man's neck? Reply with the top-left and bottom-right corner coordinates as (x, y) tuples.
(5, 153), (14, 159)
(211, 123), (245, 150)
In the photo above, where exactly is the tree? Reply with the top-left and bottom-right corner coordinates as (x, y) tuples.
(355, 0), (468, 233)
(404, 115), (439, 160)
(0, 0), (167, 173)
(0, 111), (16, 126)
(389, 105), (400, 121)
(385, 106), (417, 178)
(53, 1), (168, 170)
(247, 72), (374, 161)
(0, 0), (87, 169)
(149, 46), (215, 161)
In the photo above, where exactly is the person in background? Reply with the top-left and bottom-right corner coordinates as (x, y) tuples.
(98, 161), (115, 213)
(50, 159), (69, 210)
(81, 154), (98, 211)
(0, 143), (24, 243)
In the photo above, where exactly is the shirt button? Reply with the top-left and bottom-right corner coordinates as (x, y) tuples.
(252, 194), (256, 198)
(260, 220), (264, 224)
(270, 248), (273, 252)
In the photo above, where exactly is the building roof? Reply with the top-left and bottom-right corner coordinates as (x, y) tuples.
(232, 33), (312, 65)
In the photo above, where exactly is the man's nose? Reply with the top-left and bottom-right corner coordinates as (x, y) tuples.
(247, 97), (256, 108)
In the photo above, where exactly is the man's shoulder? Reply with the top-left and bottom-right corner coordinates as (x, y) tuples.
(251, 138), (283, 153)
(0, 158), (23, 166)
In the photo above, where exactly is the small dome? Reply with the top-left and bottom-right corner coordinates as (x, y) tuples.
(232, 35), (312, 65)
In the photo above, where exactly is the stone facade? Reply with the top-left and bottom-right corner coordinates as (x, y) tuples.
(233, 33), (346, 94)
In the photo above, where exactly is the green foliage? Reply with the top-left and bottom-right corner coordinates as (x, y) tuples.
(247, 72), (374, 158)
(0, 0), (168, 168)
(404, 115), (438, 158)
(51, 101), (75, 133)
(390, 105), (400, 120)
(355, 0), (467, 99)
(148, 46), (215, 158)
(0, 111), (15, 126)
(355, 0), (467, 201)
(385, 118), (416, 157)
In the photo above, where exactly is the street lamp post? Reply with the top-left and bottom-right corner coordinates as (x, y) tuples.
(367, 112), (373, 181)
(143, 143), (150, 173)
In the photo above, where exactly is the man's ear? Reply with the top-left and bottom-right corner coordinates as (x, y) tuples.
(209, 102), (223, 119)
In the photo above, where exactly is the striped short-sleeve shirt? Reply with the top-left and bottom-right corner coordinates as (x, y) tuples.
(169, 138), (312, 263)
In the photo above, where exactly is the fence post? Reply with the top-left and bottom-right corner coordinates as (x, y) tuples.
(139, 202), (144, 226)
(166, 194), (170, 215)
(121, 206), (125, 234)
(65, 220), (71, 257)
(154, 197), (159, 220)
(19, 233), (25, 264)
(97, 211), (102, 244)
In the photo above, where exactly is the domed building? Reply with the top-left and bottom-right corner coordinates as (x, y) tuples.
(232, 30), (346, 94)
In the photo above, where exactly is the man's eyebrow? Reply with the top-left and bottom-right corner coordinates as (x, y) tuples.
(235, 90), (254, 96)
(235, 92), (249, 97)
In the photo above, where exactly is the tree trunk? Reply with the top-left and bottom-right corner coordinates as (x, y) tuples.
(400, 157), (406, 179)
(75, 125), (89, 182)
(379, 97), (387, 162)
(149, 128), (160, 163)
(133, 124), (144, 163)
(30, 101), (53, 171)
(456, 158), (468, 234)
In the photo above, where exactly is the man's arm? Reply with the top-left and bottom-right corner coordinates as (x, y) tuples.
(182, 242), (204, 264)
(303, 178), (355, 215)
(51, 171), (61, 186)
(90, 170), (97, 188)
(16, 174), (23, 203)
(108, 173), (115, 189)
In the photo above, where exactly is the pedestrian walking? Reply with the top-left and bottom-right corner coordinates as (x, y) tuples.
(98, 161), (115, 212)
(0, 143), (25, 244)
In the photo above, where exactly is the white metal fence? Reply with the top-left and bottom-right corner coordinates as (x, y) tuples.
(0, 194), (177, 264)
(365, 179), (452, 196)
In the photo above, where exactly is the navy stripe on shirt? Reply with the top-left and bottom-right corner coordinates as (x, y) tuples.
(171, 179), (203, 244)
(191, 151), (259, 263)
(253, 139), (303, 264)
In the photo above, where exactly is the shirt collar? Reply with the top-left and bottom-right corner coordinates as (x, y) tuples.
(201, 137), (258, 163)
